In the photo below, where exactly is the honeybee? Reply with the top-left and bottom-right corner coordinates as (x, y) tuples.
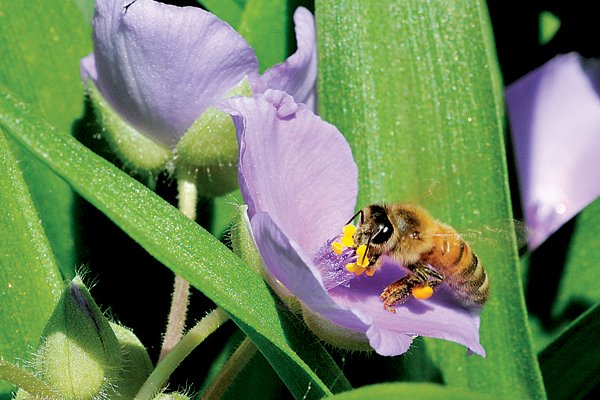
(350, 203), (488, 313)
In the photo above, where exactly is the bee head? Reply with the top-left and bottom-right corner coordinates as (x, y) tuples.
(353, 204), (394, 248)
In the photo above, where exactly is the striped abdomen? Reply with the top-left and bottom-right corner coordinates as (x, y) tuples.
(423, 225), (489, 306)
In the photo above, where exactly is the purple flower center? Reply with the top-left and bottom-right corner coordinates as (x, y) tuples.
(313, 238), (357, 291)
(314, 223), (376, 291)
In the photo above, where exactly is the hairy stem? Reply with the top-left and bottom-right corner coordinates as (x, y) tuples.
(159, 175), (198, 361)
(136, 308), (230, 400)
(202, 337), (258, 400)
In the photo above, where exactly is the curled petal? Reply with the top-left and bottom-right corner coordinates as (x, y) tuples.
(251, 212), (368, 332)
(85, 0), (258, 146)
(507, 53), (600, 249)
(253, 7), (318, 111)
(219, 90), (357, 255)
(329, 259), (485, 357)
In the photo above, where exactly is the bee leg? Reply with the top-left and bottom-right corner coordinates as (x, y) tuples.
(408, 263), (444, 287)
(381, 275), (424, 313)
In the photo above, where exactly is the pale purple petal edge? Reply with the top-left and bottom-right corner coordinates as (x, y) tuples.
(507, 52), (600, 249)
(253, 7), (317, 111)
(88, 0), (258, 146)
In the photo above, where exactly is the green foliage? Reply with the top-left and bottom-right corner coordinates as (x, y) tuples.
(237, 0), (288, 72)
(0, 0), (92, 278)
(0, 131), (62, 396)
(200, 0), (245, 28)
(202, 0), (288, 72)
(555, 198), (600, 310)
(325, 382), (501, 400)
(538, 303), (600, 400)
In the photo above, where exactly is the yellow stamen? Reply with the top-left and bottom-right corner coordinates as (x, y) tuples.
(412, 286), (434, 300)
(356, 255), (369, 268)
(365, 267), (376, 277)
(345, 263), (364, 276)
(356, 244), (367, 258)
(342, 224), (356, 236)
(341, 235), (354, 247)
(355, 244), (369, 267)
(331, 241), (344, 255)
(340, 224), (356, 247)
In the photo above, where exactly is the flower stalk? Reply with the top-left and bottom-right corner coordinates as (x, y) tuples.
(159, 174), (198, 361)
(201, 338), (258, 400)
(136, 308), (230, 400)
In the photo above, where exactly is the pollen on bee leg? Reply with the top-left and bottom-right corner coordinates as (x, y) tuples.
(412, 285), (434, 300)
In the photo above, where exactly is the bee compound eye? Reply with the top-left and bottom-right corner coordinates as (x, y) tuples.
(371, 221), (393, 245)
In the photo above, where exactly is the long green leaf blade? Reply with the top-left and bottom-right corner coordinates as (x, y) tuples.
(317, 1), (545, 398)
(238, 0), (288, 72)
(0, 0), (92, 278)
(0, 90), (350, 400)
(0, 130), (62, 396)
(555, 198), (600, 308)
(324, 382), (500, 400)
(200, 0), (245, 28)
(539, 303), (600, 400)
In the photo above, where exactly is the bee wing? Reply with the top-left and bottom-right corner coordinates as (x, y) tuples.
(433, 219), (529, 250)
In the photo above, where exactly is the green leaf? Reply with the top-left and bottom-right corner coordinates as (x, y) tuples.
(555, 198), (600, 310)
(324, 382), (500, 400)
(316, 1), (545, 399)
(0, 0), (93, 278)
(538, 302), (600, 400)
(238, 0), (288, 72)
(201, 0), (289, 72)
(200, 0), (246, 28)
(0, 130), (62, 396)
(526, 198), (600, 352)
(0, 90), (350, 400)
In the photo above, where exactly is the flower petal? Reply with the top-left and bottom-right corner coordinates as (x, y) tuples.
(87, 0), (258, 146)
(253, 7), (317, 111)
(506, 53), (600, 249)
(250, 211), (368, 332)
(80, 53), (97, 81)
(329, 259), (486, 356)
(220, 90), (358, 255)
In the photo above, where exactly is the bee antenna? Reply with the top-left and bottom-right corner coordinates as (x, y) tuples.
(362, 225), (384, 265)
(346, 209), (364, 225)
(362, 234), (373, 265)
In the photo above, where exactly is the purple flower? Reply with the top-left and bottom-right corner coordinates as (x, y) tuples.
(80, 0), (316, 147)
(219, 90), (485, 357)
(506, 53), (600, 250)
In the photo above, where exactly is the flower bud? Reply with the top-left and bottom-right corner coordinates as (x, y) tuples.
(87, 82), (173, 175)
(153, 393), (191, 400)
(175, 79), (252, 196)
(110, 322), (153, 399)
(33, 277), (121, 400)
